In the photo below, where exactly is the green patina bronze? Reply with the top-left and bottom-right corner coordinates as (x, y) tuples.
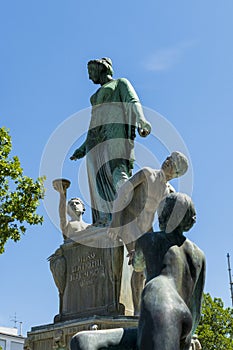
(70, 58), (151, 225)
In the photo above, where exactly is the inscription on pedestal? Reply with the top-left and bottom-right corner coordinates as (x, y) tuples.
(70, 252), (104, 287)
(54, 239), (124, 320)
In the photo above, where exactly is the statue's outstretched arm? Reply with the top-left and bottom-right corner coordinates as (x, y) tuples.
(114, 169), (147, 212)
(70, 141), (86, 161)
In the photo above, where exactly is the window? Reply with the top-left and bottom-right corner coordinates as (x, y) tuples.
(11, 341), (23, 350)
(0, 339), (6, 350)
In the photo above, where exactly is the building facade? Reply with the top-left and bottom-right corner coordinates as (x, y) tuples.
(0, 327), (25, 350)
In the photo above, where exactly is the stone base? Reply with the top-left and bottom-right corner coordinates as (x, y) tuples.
(49, 227), (136, 321)
(25, 316), (138, 350)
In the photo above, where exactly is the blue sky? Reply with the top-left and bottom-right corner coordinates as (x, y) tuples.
(1, 0), (233, 336)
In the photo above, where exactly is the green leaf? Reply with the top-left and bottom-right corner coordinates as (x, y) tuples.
(0, 127), (45, 253)
(197, 293), (233, 350)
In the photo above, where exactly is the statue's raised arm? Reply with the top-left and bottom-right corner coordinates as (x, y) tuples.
(52, 179), (70, 239)
(53, 179), (89, 240)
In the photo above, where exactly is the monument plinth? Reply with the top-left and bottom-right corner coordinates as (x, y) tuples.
(54, 237), (125, 321)
(25, 227), (137, 350)
(25, 315), (138, 350)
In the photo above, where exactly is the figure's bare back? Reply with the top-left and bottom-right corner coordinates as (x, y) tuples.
(161, 239), (204, 303)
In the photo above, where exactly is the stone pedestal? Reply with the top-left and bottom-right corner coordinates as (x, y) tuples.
(48, 226), (134, 321)
(58, 240), (124, 321)
(25, 227), (137, 349)
(25, 316), (138, 350)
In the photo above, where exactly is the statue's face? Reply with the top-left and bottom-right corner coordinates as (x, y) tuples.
(161, 156), (177, 180)
(88, 63), (100, 84)
(68, 198), (84, 215)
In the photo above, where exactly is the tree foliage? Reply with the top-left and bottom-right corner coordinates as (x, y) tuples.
(197, 293), (233, 350)
(0, 127), (45, 253)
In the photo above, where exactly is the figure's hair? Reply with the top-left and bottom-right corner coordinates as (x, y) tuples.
(158, 193), (196, 233)
(170, 151), (188, 177)
(88, 57), (114, 77)
(67, 198), (85, 215)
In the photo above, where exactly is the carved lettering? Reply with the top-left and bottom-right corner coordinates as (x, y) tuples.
(70, 252), (104, 287)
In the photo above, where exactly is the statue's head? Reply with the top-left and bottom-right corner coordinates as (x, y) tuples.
(158, 192), (196, 233)
(161, 151), (188, 181)
(67, 198), (85, 217)
(87, 57), (114, 84)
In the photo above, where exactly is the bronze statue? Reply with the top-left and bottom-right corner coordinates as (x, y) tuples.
(70, 193), (205, 350)
(134, 193), (206, 350)
(70, 58), (151, 226)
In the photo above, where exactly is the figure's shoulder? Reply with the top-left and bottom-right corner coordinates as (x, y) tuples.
(184, 239), (206, 262)
(141, 167), (164, 181)
(184, 238), (201, 250)
(140, 166), (155, 175)
(131, 167), (155, 182)
(117, 77), (133, 89)
(117, 77), (130, 84)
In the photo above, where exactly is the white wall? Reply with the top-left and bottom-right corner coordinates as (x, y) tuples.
(0, 327), (24, 350)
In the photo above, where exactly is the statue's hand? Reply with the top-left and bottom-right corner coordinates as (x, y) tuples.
(70, 148), (85, 161)
(137, 121), (151, 137)
(52, 179), (70, 194)
(53, 181), (63, 193)
(108, 227), (119, 241)
(127, 250), (135, 265)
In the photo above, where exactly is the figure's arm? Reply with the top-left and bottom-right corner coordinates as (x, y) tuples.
(114, 168), (149, 212)
(59, 192), (68, 235)
(132, 102), (151, 137)
(70, 141), (86, 160)
(128, 167), (151, 188)
(119, 79), (151, 137)
(53, 181), (68, 237)
(190, 254), (206, 334)
(109, 169), (149, 236)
